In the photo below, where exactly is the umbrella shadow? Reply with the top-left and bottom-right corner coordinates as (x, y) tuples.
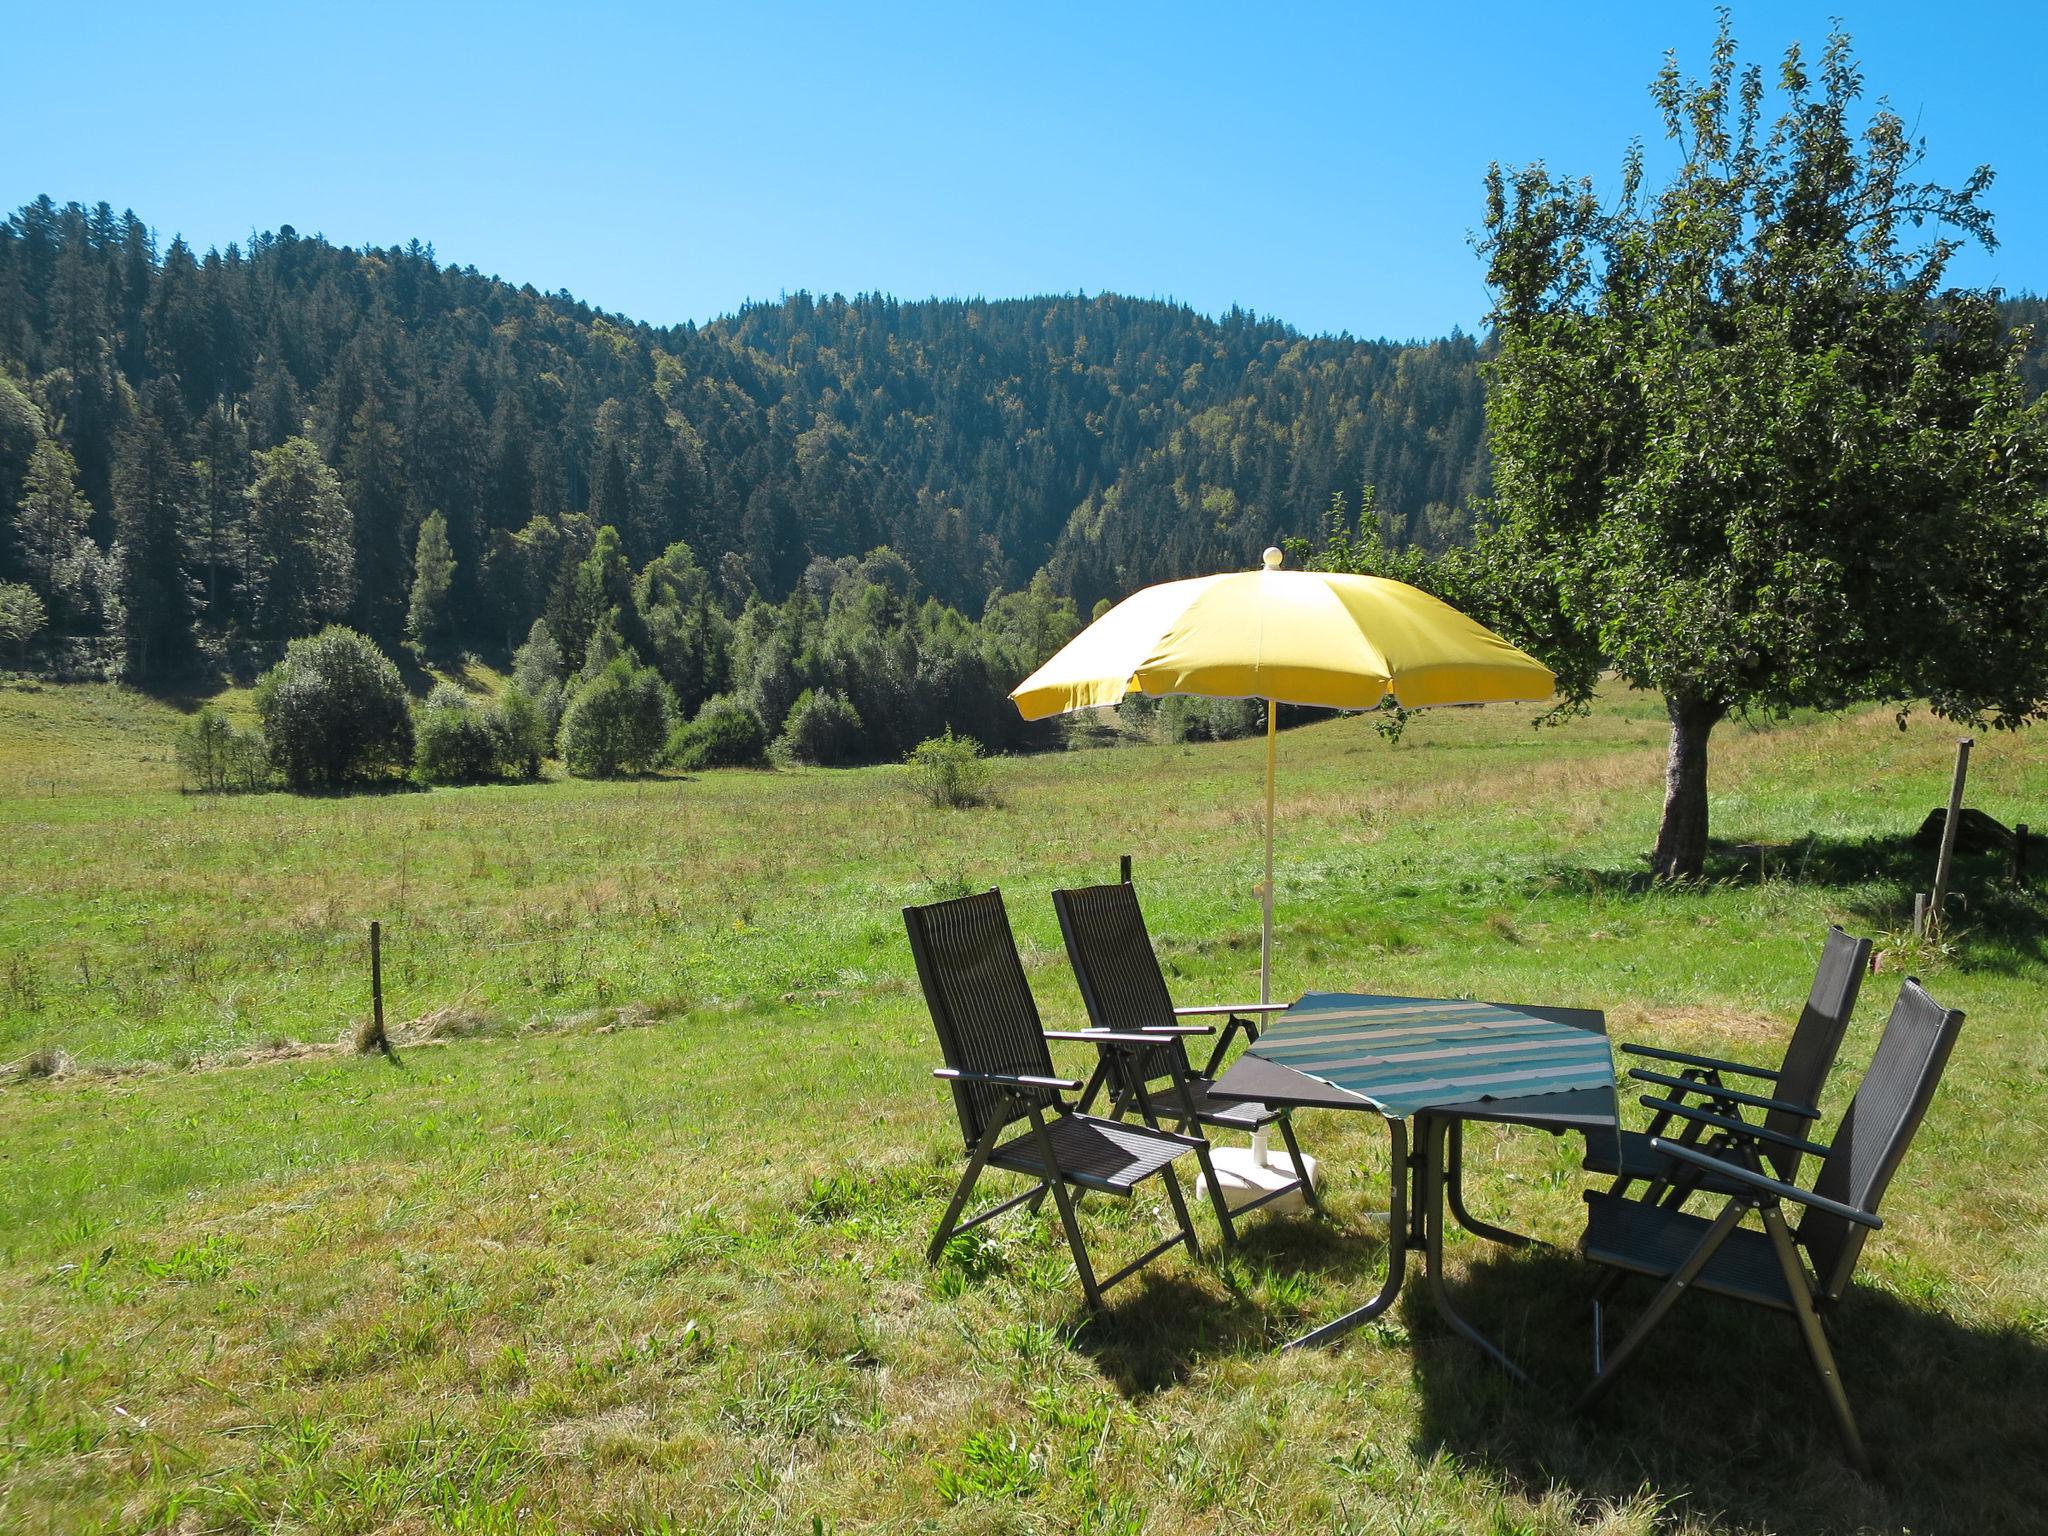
(1405, 1246), (2048, 1535)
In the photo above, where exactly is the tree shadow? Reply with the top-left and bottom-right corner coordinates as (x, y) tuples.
(1531, 832), (2046, 971)
(1406, 1246), (2048, 1535)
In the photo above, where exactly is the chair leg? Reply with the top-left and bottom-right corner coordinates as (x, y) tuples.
(1190, 1138), (1239, 1246)
(1576, 1199), (1748, 1411)
(1761, 1204), (1869, 1473)
(1277, 1111), (1323, 1213)
(1157, 1161), (1203, 1264)
(928, 1118), (1007, 1264)
(1025, 1108), (1104, 1308)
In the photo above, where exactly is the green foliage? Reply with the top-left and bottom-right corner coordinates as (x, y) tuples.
(906, 729), (994, 808)
(490, 685), (548, 779)
(1475, 19), (2048, 876)
(173, 706), (269, 793)
(559, 657), (675, 778)
(14, 439), (92, 621)
(406, 510), (456, 650)
(669, 693), (767, 771)
(413, 683), (503, 785)
(778, 687), (864, 767)
(510, 619), (568, 742)
(243, 437), (354, 646)
(252, 626), (414, 791)
(0, 580), (46, 655)
(1118, 692), (1264, 744)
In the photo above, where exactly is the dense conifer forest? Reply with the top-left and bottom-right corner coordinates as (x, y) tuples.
(0, 197), (2039, 768)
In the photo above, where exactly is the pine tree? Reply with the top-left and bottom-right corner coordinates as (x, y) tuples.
(14, 439), (92, 613)
(407, 509), (456, 651)
(244, 436), (353, 645)
(113, 384), (198, 682)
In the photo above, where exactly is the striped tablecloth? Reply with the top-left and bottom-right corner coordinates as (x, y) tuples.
(1249, 992), (1615, 1119)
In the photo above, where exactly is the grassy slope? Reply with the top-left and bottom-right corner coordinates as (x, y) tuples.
(0, 682), (2044, 1534)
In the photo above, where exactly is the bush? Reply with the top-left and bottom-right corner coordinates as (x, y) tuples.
(907, 729), (995, 808)
(560, 657), (675, 778)
(254, 627), (414, 791)
(413, 683), (501, 785)
(670, 693), (768, 770)
(778, 687), (864, 766)
(489, 685), (547, 780)
(511, 620), (568, 741)
(174, 706), (271, 793)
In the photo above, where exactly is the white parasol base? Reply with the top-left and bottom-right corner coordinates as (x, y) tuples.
(1196, 1133), (1321, 1214)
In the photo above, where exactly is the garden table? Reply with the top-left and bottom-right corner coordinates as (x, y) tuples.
(1208, 991), (1616, 1379)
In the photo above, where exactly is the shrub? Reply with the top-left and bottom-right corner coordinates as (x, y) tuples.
(907, 729), (995, 808)
(670, 693), (768, 770)
(174, 706), (271, 793)
(511, 620), (568, 741)
(253, 627), (414, 791)
(560, 657), (675, 778)
(778, 687), (864, 766)
(0, 581), (45, 659)
(413, 683), (501, 785)
(489, 685), (547, 780)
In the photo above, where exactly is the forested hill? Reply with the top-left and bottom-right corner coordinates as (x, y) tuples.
(0, 197), (1487, 675)
(2, 198), (2041, 694)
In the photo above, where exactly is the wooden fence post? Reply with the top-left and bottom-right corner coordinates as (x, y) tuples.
(357, 920), (399, 1061)
(1928, 738), (1973, 935)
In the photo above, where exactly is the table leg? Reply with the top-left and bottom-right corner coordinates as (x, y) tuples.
(1444, 1118), (1535, 1249)
(1282, 1117), (1410, 1350)
(1421, 1114), (1531, 1383)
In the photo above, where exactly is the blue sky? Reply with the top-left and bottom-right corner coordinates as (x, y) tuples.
(10, 1), (2044, 339)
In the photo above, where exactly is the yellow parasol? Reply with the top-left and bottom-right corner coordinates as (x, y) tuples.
(1012, 547), (1554, 1003)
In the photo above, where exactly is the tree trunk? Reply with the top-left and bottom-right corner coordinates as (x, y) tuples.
(1650, 695), (1725, 881)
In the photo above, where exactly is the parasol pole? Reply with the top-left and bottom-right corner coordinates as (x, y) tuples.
(1260, 696), (1277, 1005)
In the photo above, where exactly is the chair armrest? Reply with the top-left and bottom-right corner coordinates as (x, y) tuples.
(934, 1068), (1081, 1092)
(1629, 1067), (1819, 1119)
(1621, 1042), (1781, 1081)
(1638, 1095), (1832, 1159)
(1043, 1028), (1208, 1044)
(1174, 1002), (1289, 1016)
(1650, 1138), (1881, 1229)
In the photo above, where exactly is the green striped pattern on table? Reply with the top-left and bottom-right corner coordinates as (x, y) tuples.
(1250, 992), (1614, 1118)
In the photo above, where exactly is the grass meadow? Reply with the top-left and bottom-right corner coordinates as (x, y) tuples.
(1, 680), (2044, 1534)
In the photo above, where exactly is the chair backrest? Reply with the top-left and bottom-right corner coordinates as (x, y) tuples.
(903, 888), (1060, 1150)
(1762, 925), (1873, 1179)
(1798, 978), (1964, 1300)
(1052, 881), (1185, 1083)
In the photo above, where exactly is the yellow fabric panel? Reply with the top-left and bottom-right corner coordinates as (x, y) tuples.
(1010, 569), (1552, 719)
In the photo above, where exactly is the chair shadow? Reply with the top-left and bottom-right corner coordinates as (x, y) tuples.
(1406, 1247), (2048, 1535)
(1072, 1208), (1393, 1395)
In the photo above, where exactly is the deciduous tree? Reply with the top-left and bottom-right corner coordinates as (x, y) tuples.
(1477, 19), (2048, 878)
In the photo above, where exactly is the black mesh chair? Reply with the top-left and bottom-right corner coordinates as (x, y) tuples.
(1576, 978), (1964, 1471)
(1051, 881), (1318, 1240)
(904, 888), (1208, 1308)
(1584, 925), (1870, 1202)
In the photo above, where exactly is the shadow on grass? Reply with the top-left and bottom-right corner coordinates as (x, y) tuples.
(1403, 1246), (2048, 1535)
(1073, 1211), (1393, 1394)
(1533, 833), (2047, 973)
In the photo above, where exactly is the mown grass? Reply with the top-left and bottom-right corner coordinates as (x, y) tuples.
(1, 681), (2044, 1534)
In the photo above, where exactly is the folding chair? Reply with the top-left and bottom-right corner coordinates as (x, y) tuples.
(1052, 880), (1318, 1241)
(1576, 977), (1965, 1471)
(1584, 925), (1870, 1202)
(904, 888), (1207, 1308)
